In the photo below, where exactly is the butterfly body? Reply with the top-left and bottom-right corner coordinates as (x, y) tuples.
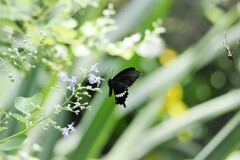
(108, 67), (140, 108)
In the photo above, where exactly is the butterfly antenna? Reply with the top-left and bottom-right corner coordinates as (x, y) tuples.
(233, 36), (240, 54)
(224, 32), (235, 61)
(107, 67), (115, 78)
(101, 76), (108, 86)
(107, 67), (111, 78)
(111, 68), (114, 78)
(102, 81), (108, 86)
(101, 68), (111, 87)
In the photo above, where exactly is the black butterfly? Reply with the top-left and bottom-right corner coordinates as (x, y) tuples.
(108, 67), (140, 108)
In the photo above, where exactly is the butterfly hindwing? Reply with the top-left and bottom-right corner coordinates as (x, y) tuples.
(108, 67), (140, 108)
(113, 83), (129, 108)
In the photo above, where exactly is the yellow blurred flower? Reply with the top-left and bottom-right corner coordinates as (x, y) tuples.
(165, 84), (183, 105)
(161, 84), (184, 113)
(159, 83), (193, 142)
(159, 48), (177, 65)
(168, 101), (187, 117)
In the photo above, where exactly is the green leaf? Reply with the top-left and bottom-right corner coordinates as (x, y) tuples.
(14, 93), (43, 115)
(68, 87), (117, 160)
(0, 135), (27, 151)
(194, 111), (240, 160)
(105, 95), (165, 160)
(131, 89), (240, 159)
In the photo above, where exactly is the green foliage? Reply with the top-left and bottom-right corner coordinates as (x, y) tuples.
(0, 135), (27, 151)
(194, 111), (240, 160)
(14, 93), (42, 115)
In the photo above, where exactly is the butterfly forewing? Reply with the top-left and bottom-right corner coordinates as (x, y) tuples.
(112, 67), (140, 87)
(108, 67), (140, 108)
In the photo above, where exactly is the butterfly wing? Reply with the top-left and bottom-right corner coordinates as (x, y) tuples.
(109, 67), (140, 108)
(112, 83), (129, 108)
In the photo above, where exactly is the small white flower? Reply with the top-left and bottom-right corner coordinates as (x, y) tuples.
(81, 22), (97, 37)
(54, 104), (61, 114)
(72, 44), (91, 57)
(123, 33), (141, 48)
(69, 76), (77, 88)
(68, 122), (76, 132)
(91, 63), (99, 73)
(88, 74), (97, 84)
(88, 74), (104, 87)
(74, 110), (80, 115)
(61, 122), (76, 138)
(58, 72), (68, 82)
(62, 127), (69, 138)
(138, 36), (164, 57)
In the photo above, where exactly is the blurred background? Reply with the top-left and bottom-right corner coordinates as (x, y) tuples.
(1, 0), (240, 160)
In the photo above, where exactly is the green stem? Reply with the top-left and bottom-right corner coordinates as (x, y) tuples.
(0, 128), (28, 143)
(0, 115), (8, 124)
(0, 111), (53, 143)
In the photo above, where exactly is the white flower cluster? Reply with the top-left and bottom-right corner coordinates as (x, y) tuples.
(137, 20), (166, 58)
(104, 19), (166, 59)
(137, 30), (165, 57)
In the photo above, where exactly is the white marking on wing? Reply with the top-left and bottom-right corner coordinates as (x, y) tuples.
(115, 91), (127, 98)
